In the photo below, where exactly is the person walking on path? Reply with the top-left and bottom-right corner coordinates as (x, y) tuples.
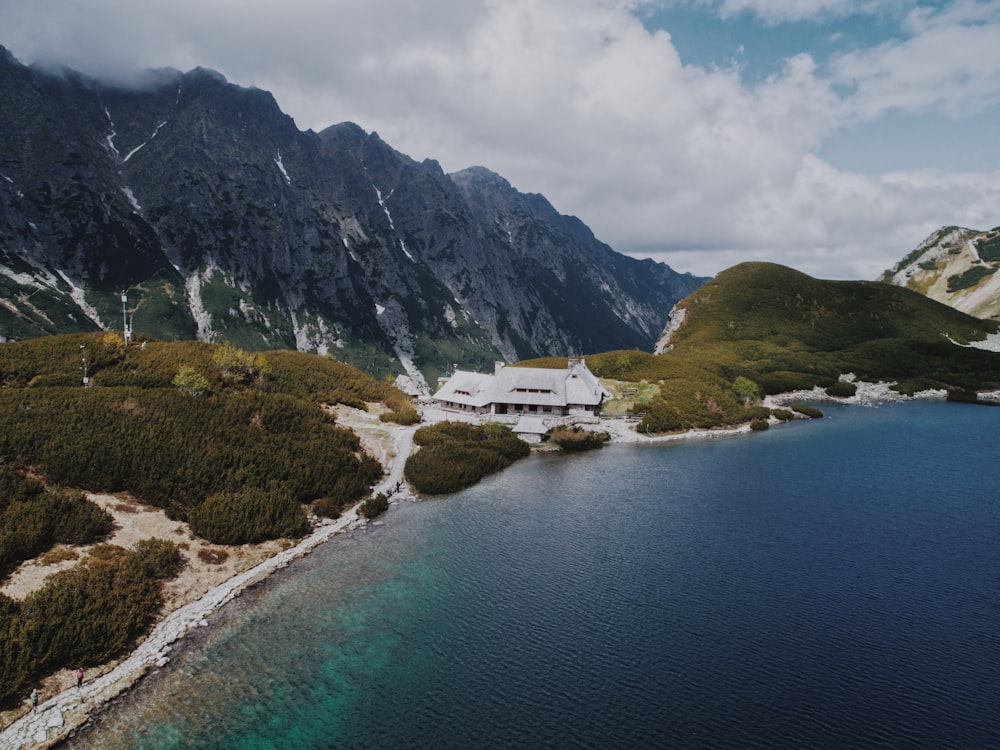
(75, 667), (84, 688)
(29, 688), (40, 712)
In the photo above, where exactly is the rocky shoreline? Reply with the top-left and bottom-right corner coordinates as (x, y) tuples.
(0, 506), (381, 750)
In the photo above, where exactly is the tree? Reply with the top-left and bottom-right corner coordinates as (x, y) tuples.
(173, 366), (211, 396)
(213, 344), (271, 385)
(732, 376), (761, 404)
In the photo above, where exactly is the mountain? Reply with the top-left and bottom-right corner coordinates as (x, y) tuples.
(0, 47), (705, 388)
(883, 225), (1000, 321)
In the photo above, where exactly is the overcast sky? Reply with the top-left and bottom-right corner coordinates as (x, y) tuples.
(2, 0), (1000, 280)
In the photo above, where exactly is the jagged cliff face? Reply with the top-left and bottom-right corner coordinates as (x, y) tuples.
(0, 48), (706, 385)
(884, 226), (1000, 322)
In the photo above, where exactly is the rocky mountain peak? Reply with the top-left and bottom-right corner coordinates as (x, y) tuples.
(884, 225), (1000, 321)
(0, 48), (707, 383)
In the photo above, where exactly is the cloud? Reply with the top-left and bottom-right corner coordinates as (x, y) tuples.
(832, 4), (1000, 119)
(710, 0), (908, 24)
(1, 0), (999, 282)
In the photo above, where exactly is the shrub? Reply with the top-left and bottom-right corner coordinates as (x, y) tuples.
(173, 366), (211, 396)
(975, 232), (1000, 263)
(38, 546), (80, 566)
(359, 492), (389, 520)
(0, 482), (113, 577)
(825, 381), (858, 398)
(772, 408), (794, 422)
(212, 344), (271, 385)
(749, 419), (770, 431)
(550, 426), (610, 451)
(946, 389), (979, 403)
(742, 405), (772, 421)
(188, 488), (310, 545)
(132, 538), (184, 579)
(197, 548), (230, 565)
(756, 371), (824, 395)
(791, 403), (824, 419)
(311, 497), (342, 519)
(0, 540), (182, 708)
(947, 265), (997, 293)
(405, 422), (529, 495)
(381, 404), (421, 425)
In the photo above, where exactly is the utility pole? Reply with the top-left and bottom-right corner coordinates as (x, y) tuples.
(121, 290), (132, 345)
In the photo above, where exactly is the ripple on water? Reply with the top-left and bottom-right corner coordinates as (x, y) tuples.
(66, 402), (1000, 750)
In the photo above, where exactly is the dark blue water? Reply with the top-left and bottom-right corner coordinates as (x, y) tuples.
(72, 402), (1000, 749)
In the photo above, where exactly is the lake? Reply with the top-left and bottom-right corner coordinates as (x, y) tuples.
(68, 401), (1000, 749)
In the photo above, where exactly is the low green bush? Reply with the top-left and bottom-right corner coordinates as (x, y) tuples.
(947, 265), (997, 293)
(188, 488), (310, 545)
(0, 470), (113, 577)
(381, 404), (421, 425)
(772, 408), (794, 422)
(550, 426), (610, 451)
(405, 422), (529, 495)
(749, 419), (770, 431)
(825, 381), (858, 398)
(359, 492), (389, 520)
(756, 371), (825, 395)
(946, 389), (979, 403)
(743, 405), (772, 420)
(791, 403), (824, 419)
(0, 540), (182, 708)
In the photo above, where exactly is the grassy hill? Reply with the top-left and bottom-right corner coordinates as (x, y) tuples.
(526, 262), (1000, 433)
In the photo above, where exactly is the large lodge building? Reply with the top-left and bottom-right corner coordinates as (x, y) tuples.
(432, 358), (608, 418)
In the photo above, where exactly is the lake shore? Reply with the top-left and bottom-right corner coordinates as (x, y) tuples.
(0, 385), (964, 748)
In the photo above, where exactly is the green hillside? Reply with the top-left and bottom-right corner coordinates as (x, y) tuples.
(528, 262), (1000, 433)
(0, 332), (421, 709)
(0, 333), (419, 530)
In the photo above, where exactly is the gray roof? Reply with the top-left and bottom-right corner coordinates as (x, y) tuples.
(433, 360), (607, 408)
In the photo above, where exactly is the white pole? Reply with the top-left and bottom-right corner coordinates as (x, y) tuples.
(121, 291), (131, 344)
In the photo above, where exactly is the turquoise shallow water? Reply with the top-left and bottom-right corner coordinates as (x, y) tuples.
(68, 401), (1000, 749)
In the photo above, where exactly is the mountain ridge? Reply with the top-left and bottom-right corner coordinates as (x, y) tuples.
(0, 46), (705, 387)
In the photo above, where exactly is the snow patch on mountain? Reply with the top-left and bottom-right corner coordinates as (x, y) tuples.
(274, 151), (290, 184)
(56, 271), (106, 329)
(372, 185), (414, 261)
(394, 348), (429, 396)
(123, 121), (168, 162)
(945, 330), (1000, 352)
(103, 108), (120, 161)
(0, 265), (45, 289)
(121, 187), (141, 213)
(186, 265), (215, 342)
